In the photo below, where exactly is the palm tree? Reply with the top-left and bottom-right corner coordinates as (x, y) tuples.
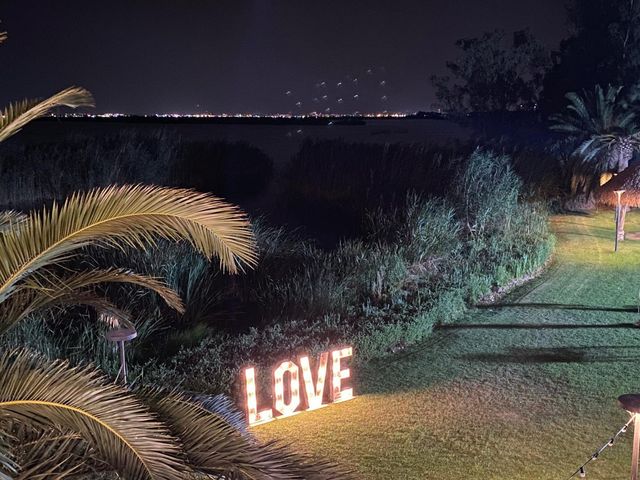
(0, 179), (345, 480)
(550, 84), (640, 174)
(0, 185), (347, 478)
(0, 29), (347, 480)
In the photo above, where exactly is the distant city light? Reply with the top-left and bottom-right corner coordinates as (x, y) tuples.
(52, 111), (411, 120)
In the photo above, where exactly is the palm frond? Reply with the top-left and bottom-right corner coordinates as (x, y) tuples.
(7, 428), (94, 480)
(146, 388), (350, 479)
(0, 268), (183, 334)
(0, 430), (18, 480)
(22, 268), (184, 313)
(0, 288), (129, 334)
(565, 91), (594, 130)
(0, 185), (257, 304)
(595, 84), (609, 130)
(617, 110), (638, 130)
(549, 117), (583, 134)
(0, 349), (187, 480)
(0, 87), (94, 143)
(188, 393), (249, 437)
(0, 211), (27, 234)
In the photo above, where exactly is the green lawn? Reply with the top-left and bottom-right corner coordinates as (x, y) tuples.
(255, 211), (640, 479)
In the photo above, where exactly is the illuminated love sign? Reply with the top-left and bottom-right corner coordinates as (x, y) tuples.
(243, 347), (354, 425)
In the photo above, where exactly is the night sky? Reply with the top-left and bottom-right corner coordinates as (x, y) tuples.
(1, 1), (568, 115)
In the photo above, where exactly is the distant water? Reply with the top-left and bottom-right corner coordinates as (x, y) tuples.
(18, 118), (471, 170)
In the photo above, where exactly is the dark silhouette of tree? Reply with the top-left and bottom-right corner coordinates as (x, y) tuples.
(542, 0), (640, 114)
(431, 29), (550, 113)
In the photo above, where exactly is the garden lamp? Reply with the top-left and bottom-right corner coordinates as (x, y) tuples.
(101, 310), (137, 385)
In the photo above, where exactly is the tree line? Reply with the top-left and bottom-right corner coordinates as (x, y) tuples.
(431, 0), (640, 116)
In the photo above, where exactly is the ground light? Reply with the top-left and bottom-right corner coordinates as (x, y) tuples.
(101, 310), (138, 385)
(106, 326), (137, 384)
(615, 190), (626, 252)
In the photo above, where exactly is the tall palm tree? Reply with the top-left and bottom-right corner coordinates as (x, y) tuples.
(0, 29), (347, 480)
(550, 84), (640, 174)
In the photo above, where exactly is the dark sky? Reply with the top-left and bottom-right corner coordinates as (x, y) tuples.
(1, 1), (569, 115)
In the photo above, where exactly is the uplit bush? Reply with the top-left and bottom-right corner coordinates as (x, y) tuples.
(452, 150), (552, 300)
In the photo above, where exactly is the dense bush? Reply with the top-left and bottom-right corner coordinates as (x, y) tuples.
(0, 147), (553, 402)
(155, 153), (551, 395)
(452, 150), (554, 299)
(172, 140), (273, 198)
(0, 131), (273, 210)
(280, 139), (470, 239)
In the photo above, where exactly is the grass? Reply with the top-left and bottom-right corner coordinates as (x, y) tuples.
(254, 209), (640, 480)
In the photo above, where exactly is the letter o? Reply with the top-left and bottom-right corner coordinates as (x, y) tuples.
(273, 361), (301, 416)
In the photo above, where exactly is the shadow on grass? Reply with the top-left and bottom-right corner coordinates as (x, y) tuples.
(476, 303), (638, 313)
(459, 346), (640, 364)
(553, 230), (611, 239)
(560, 210), (593, 217)
(437, 322), (637, 330)
(357, 330), (462, 394)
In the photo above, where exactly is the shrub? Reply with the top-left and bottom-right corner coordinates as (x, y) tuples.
(0, 146), (554, 402)
(0, 132), (273, 210)
(140, 157), (553, 397)
(172, 140), (273, 199)
(452, 150), (552, 300)
(280, 139), (468, 238)
(366, 193), (460, 264)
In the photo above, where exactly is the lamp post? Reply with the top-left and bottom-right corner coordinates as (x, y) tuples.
(619, 394), (640, 480)
(615, 190), (626, 252)
(106, 326), (137, 384)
